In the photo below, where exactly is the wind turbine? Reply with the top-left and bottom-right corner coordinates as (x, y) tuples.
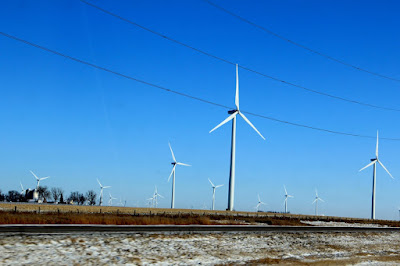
(30, 170), (49, 190)
(208, 178), (223, 210)
(359, 131), (394, 220)
(108, 193), (117, 206)
(20, 182), (25, 195)
(312, 189), (324, 216)
(255, 194), (266, 212)
(283, 185), (294, 213)
(97, 179), (110, 206)
(168, 142), (190, 209)
(209, 64), (265, 211)
(152, 186), (164, 208)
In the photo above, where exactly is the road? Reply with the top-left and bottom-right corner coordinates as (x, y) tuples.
(0, 224), (398, 234)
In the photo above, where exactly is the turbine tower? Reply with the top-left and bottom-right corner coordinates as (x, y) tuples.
(209, 64), (265, 211)
(30, 170), (50, 190)
(255, 194), (266, 212)
(208, 178), (223, 210)
(312, 189), (324, 216)
(168, 142), (190, 209)
(97, 179), (110, 206)
(359, 131), (394, 219)
(284, 185), (294, 213)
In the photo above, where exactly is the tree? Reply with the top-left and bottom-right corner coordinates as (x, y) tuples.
(67, 191), (80, 204)
(59, 193), (64, 204)
(0, 190), (4, 201)
(78, 194), (86, 205)
(86, 190), (97, 205)
(51, 187), (64, 203)
(37, 186), (51, 202)
(6, 190), (22, 202)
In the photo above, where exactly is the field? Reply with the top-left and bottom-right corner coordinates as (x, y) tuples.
(1, 202), (400, 227)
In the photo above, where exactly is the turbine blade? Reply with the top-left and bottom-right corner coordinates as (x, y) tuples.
(158, 194), (164, 198)
(235, 64), (239, 110)
(30, 170), (39, 181)
(40, 176), (50, 181)
(176, 162), (191, 167)
(168, 165), (176, 182)
(359, 160), (376, 172)
(103, 186), (111, 189)
(97, 179), (102, 187)
(20, 182), (24, 191)
(312, 199), (317, 204)
(238, 112), (265, 140)
(208, 178), (215, 187)
(209, 111), (238, 133)
(378, 160), (394, 179)
(168, 142), (176, 162)
(284, 185), (288, 195)
(216, 184), (223, 188)
(376, 130), (379, 158)
(258, 194), (261, 202)
(315, 189), (318, 197)
(319, 197), (325, 202)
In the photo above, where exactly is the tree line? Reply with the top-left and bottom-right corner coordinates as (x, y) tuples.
(0, 186), (97, 205)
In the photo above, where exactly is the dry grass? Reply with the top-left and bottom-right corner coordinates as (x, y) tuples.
(1, 202), (399, 226)
(0, 211), (213, 225)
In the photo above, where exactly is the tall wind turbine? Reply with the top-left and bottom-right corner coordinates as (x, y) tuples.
(209, 64), (265, 211)
(359, 131), (394, 219)
(97, 179), (110, 206)
(312, 189), (324, 216)
(30, 170), (50, 190)
(208, 178), (223, 210)
(168, 142), (190, 209)
(255, 194), (266, 212)
(283, 185), (294, 213)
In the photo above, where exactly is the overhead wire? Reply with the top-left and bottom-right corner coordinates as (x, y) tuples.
(79, 0), (400, 112)
(203, 0), (400, 83)
(1, 31), (399, 141)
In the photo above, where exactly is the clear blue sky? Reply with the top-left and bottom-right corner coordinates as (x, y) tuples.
(1, 0), (400, 220)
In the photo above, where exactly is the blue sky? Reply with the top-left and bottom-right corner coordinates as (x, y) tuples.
(1, 0), (400, 219)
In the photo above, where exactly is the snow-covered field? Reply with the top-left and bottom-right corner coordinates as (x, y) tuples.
(1, 231), (400, 265)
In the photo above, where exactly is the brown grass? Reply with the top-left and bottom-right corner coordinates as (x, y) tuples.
(1, 202), (399, 226)
(0, 211), (213, 225)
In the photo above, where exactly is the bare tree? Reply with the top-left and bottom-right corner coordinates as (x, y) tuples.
(86, 190), (97, 205)
(37, 186), (51, 202)
(51, 187), (64, 203)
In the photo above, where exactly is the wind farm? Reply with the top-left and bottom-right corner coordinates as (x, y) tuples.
(1, 0), (400, 264)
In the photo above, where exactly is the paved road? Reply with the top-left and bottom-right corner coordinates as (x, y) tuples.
(0, 224), (398, 234)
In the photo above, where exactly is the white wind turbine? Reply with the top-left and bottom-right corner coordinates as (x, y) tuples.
(97, 179), (111, 206)
(283, 185), (294, 213)
(153, 186), (164, 208)
(359, 131), (394, 220)
(255, 194), (266, 212)
(20, 182), (25, 195)
(312, 189), (324, 216)
(208, 178), (223, 211)
(30, 170), (50, 190)
(168, 142), (190, 209)
(108, 193), (117, 206)
(209, 64), (265, 211)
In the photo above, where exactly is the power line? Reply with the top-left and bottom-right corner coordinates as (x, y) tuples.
(79, 0), (400, 112)
(203, 0), (400, 83)
(1, 31), (399, 141)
